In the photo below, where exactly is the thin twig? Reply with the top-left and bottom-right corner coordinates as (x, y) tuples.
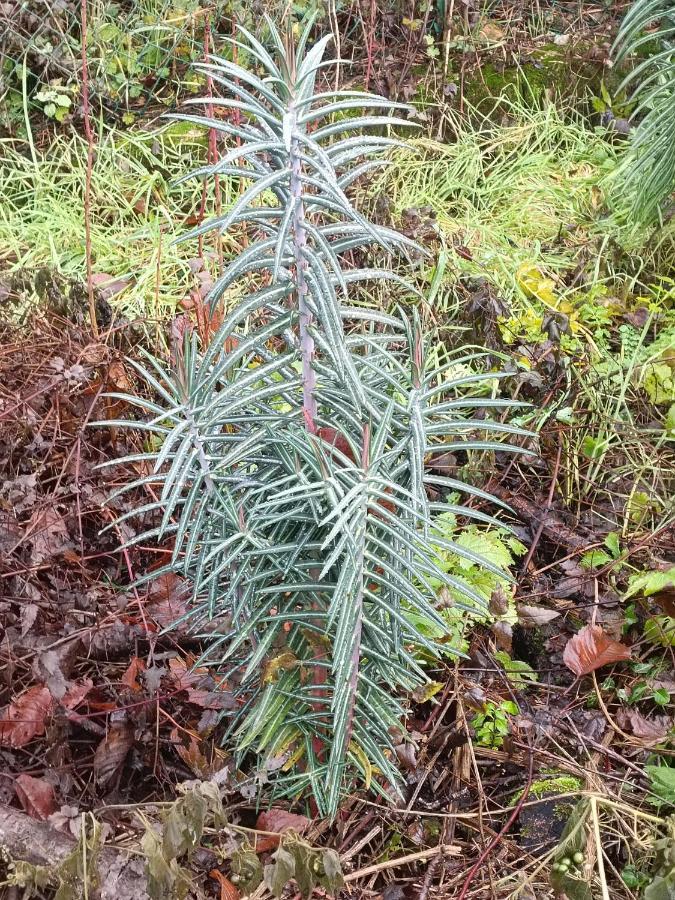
(344, 844), (461, 882)
(591, 796), (611, 900)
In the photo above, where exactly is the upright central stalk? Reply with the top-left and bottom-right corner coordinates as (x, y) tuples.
(288, 104), (318, 431)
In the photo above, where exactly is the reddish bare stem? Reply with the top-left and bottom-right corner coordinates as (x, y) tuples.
(80, 0), (98, 338)
(289, 108), (317, 431)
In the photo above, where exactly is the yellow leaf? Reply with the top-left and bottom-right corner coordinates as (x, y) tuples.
(348, 741), (372, 790)
(262, 651), (298, 685)
(412, 680), (444, 703)
(516, 264), (558, 305)
(281, 742), (306, 771)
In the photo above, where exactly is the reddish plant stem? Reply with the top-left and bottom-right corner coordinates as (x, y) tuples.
(289, 121), (318, 431)
(365, 0), (376, 90)
(80, 0), (98, 338)
(197, 18), (218, 261)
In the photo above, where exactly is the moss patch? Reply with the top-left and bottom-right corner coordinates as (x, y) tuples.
(513, 773), (584, 854)
(512, 773), (583, 806)
(457, 43), (620, 111)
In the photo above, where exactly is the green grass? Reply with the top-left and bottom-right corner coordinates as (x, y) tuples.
(373, 94), (675, 533)
(2, 86), (673, 532)
(0, 122), (238, 321)
(373, 97), (675, 319)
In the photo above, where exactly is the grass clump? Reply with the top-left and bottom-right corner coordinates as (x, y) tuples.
(374, 92), (675, 534)
(0, 124), (235, 322)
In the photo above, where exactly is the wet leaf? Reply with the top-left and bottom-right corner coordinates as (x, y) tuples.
(412, 681), (443, 703)
(142, 826), (191, 900)
(191, 689), (236, 710)
(394, 740), (418, 771)
(516, 263), (558, 305)
(93, 719), (134, 785)
(91, 273), (131, 301)
(49, 805), (82, 838)
(489, 585), (510, 617)
(580, 549), (613, 570)
(617, 709), (671, 744)
(61, 680), (92, 710)
(494, 650), (538, 687)
(319, 847), (344, 894)
(562, 625), (632, 677)
(644, 617), (675, 647)
(316, 427), (356, 463)
(426, 451), (457, 475)
(255, 809), (312, 852)
(0, 684), (53, 747)
(171, 728), (218, 778)
(146, 573), (190, 629)
(645, 765), (675, 808)
(20, 603), (39, 636)
(15, 773), (56, 820)
(162, 787), (207, 860)
(626, 566), (675, 600)
(478, 21), (504, 41)
(549, 870), (593, 900)
(106, 359), (133, 392)
(34, 649), (69, 700)
(289, 842), (315, 899)
(491, 620), (513, 652)
(168, 656), (203, 689)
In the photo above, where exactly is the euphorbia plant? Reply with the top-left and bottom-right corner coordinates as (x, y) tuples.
(104, 17), (526, 816)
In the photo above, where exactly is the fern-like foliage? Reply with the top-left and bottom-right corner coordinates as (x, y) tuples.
(614, 0), (675, 223)
(102, 17), (526, 816)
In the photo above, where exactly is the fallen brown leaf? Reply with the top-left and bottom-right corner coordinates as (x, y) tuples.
(121, 657), (146, 692)
(29, 508), (71, 564)
(170, 727), (217, 778)
(255, 809), (311, 852)
(91, 273), (131, 301)
(186, 690), (236, 710)
(146, 573), (189, 628)
(0, 684), (53, 747)
(517, 604), (560, 628)
(491, 620), (512, 652)
(34, 649), (69, 700)
(15, 773), (56, 821)
(168, 656), (205, 691)
(616, 709), (672, 744)
(0, 510), (22, 553)
(61, 680), (93, 710)
(20, 603), (39, 637)
(562, 625), (631, 677)
(107, 360), (133, 393)
(94, 718), (134, 785)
